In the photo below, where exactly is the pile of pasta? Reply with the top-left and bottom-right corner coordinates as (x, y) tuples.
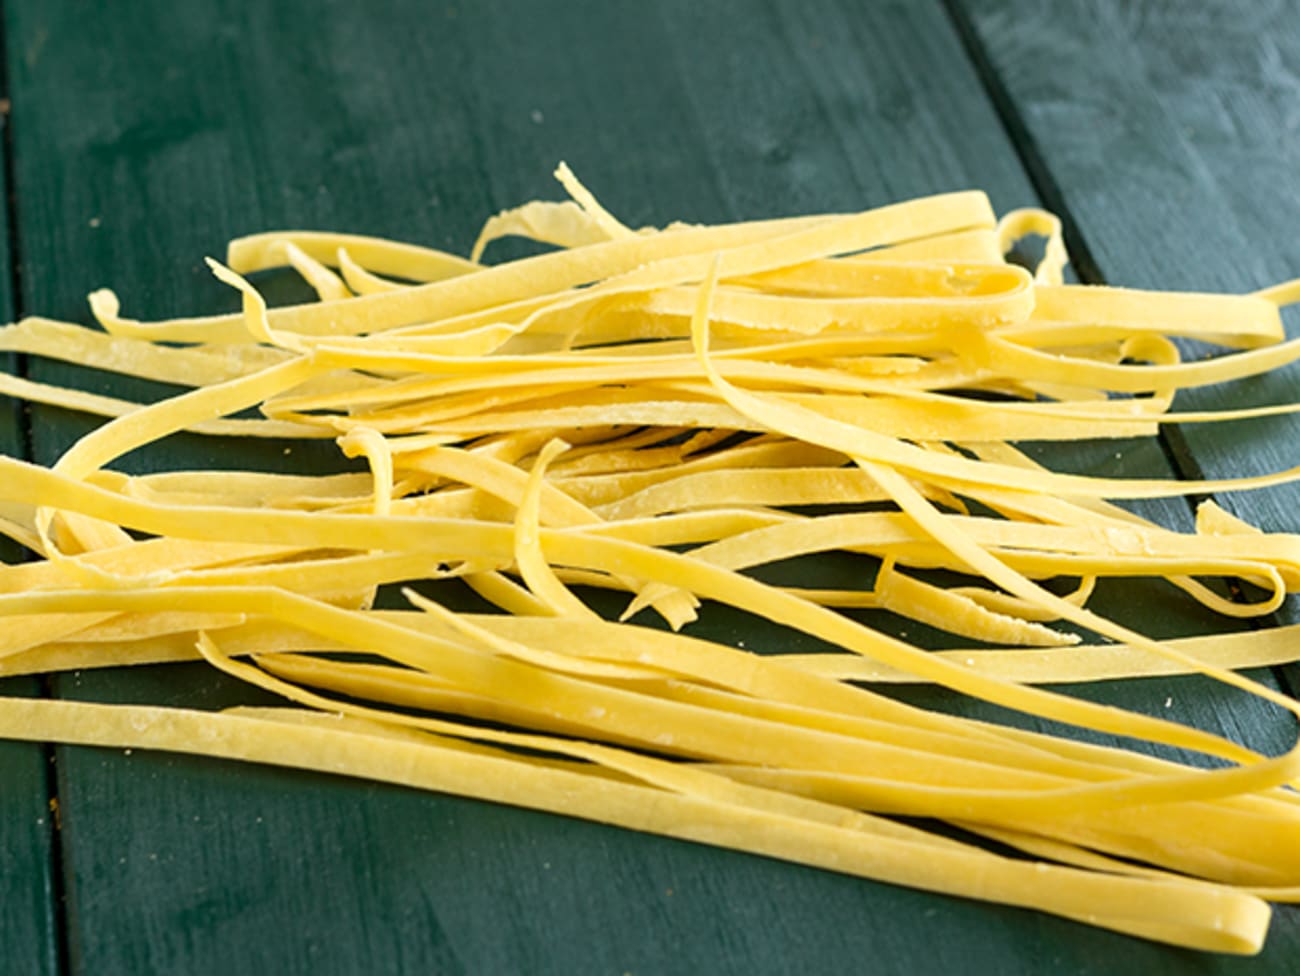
(2, 167), (1300, 954)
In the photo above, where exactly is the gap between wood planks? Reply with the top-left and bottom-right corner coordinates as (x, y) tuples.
(941, 0), (1300, 702)
(0, 4), (73, 972)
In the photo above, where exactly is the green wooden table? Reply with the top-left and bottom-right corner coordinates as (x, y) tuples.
(3, 1), (1299, 972)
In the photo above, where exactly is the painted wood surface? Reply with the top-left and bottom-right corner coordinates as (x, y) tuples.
(954, 0), (1300, 964)
(0, 92), (59, 970)
(957, 0), (1300, 558)
(2, 0), (1298, 972)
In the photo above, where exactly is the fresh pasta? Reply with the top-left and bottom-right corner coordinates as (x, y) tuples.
(1, 167), (1299, 954)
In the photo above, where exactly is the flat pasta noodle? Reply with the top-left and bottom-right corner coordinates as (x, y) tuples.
(0, 693), (1273, 951)
(0, 464), (1285, 772)
(227, 230), (480, 283)
(0, 369), (326, 439)
(4, 606), (1297, 688)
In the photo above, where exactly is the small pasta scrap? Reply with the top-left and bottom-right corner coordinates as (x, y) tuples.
(2, 165), (1300, 954)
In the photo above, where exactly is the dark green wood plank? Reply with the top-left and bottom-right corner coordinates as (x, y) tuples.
(954, 0), (1300, 961)
(0, 94), (61, 976)
(957, 0), (1300, 537)
(951, 0), (1300, 672)
(0, 675), (57, 976)
(3, 0), (1293, 973)
(0, 545), (60, 976)
(0, 668), (58, 976)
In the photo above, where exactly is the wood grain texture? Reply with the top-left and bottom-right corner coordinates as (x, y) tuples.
(0, 101), (60, 973)
(3, 0), (1297, 972)
(955, 0), (1300, 683)
(955, 0), (1300, 965)
(957, 0), (1300, 556)
(0, 678), (58, 976)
